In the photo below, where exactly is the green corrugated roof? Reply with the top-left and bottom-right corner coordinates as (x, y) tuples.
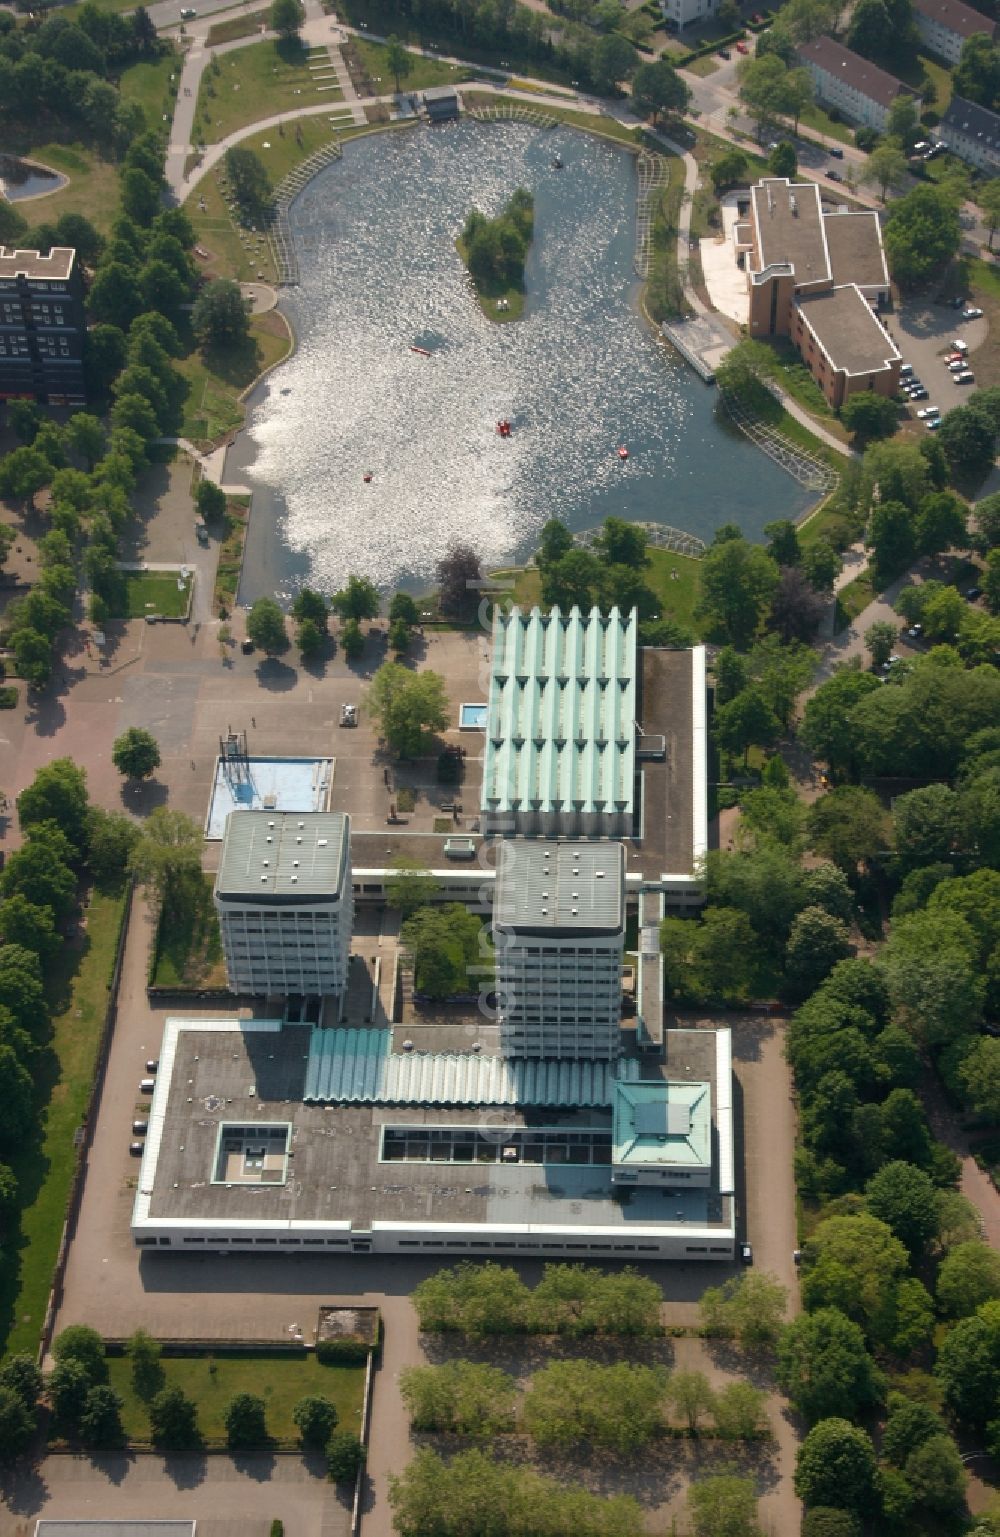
(481, 605), (637, 821)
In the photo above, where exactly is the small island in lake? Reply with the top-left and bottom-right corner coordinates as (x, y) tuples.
(457, 187), (534, 323)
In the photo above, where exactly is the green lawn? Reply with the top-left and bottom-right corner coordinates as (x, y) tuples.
(350, 36), (466, 92)
(685, 54), (719, 77)
(456, 236), (525, 322)
(194, 38), (332, 146)
(3, 141), (122, 235)
(493, 546), (704, 631)
(837, 568), (876, 624)
(108, 569), (192, 619)
(764, 338), (841, 427)
(117, 47), (181, 133)
(798, 102), (853, 146)
(105, 1351), (366, 1449)
(176, 310), (292, 445)
(2, 888), (127, 1361)
(151, 874), (225, 988)
(798, 491), (862, 552)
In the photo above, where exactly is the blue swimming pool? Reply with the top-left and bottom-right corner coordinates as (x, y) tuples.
(460, 703), (489, 730)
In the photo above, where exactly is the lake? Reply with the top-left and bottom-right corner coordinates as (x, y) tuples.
(232, 119), (814, 601)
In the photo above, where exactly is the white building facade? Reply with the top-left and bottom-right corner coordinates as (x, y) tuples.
(214, 811), (353, 996)
(939, 94), (1000, 173)
(912, 0), (996, 65)
(798, 37), (920, 130)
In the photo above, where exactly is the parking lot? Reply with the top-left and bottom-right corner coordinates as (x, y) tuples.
(890, 298), (989, 428)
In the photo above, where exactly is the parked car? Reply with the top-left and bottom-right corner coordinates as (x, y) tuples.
(736, 39), (749, 52)
(828, 145), (844, 158)
(899, 362), (914, 376)
(139, 1078), (155, 1094)
(908, 387), (928, 400)
(907, 624), (923, 637)
(339, 703), (358, 727)
(951, 295), (966, 308)
(956, 370), (975, 383)
(948, 359), (966, 372)
(946, 351), (965, 364)
(179, 6), (196, 15)
(129, 1142), (145, 1157)
(717, 47), (731, 57)
(195, 522), (209, 546)
(952, 338), (969, 352)
(827, 169), (841, 181)
(966, 586), (983, 601)
(740, 1242), (754, 1265)
(963, 307), (983, 320)
(916, 406), (939, 419)
(132, 1120), (148, 1135)
(925, 417), (941, 430)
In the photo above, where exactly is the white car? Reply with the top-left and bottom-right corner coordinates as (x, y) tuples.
(916, 406), (939, 419)
(949, 359), (966, 371)
(952, 339), (969, 352)
(963, 307), (983, 320)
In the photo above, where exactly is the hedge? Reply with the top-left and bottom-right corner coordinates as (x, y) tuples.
(316, 1336), (372, 1365)
(677, 29), (745, 65)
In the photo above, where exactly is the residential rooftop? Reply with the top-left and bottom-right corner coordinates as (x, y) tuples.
(215, 810), (350, 900)
(822, 209), (889, 291)
(494, 840), (625, 933)
(0, 246), (76, 282)
(942, 93), (1000, 147)
(912, 0), (996, 38)
(797, 284), (900, 376)
(799, 36), (914, 111)
(750, 179), (830, 286)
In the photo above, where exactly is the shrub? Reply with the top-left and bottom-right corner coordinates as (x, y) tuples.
(52, 1325), (107, 1385)
(0, 687), (18, 709)
(327, 1429), (365, 1482)
(292, 1394), (338, 1447)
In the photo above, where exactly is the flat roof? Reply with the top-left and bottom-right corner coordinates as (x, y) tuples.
(205, 754), (332, 839)
(481, 605), (638, 823)
(912, 0), (995, 38)
(822, 209), (889, 291)
(799, 37), (914, 111)
(494, 840), (625, 932)
(135, 1019), (733, 1237)
(423, 85), (459, 101)
(634, 646), (703, 883)
(796, 283), (900, 376)
(751, 179), (830, 287)
(612, 1078), (712, 1169)
(215, 811), (350, 900)
(0, 245), (76, 281)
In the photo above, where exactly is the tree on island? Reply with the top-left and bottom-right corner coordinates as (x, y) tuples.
(461, 189), (534, 292)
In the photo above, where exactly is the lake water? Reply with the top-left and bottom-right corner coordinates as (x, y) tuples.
(0, 154), (66, 201)
(233, 120), (814, 601)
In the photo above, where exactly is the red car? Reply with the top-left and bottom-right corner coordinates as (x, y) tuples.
(736, 39), (750, 52)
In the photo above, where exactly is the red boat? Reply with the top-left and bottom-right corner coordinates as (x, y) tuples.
(410, 346), (431, 357)
(617, 445), (629, 460)
(497, 419), (512, 437)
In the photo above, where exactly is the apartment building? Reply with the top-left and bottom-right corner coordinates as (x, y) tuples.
(493, 839), (626, 1061)
(734, 177), (900, 408)
(0, 246), (86, 406)
(912, 0), (996, 65)
(659, 0), (721, 32)
(214, 811), (353, 996)
(798, 36), (920, 130)
(939, 94), (1000, 172)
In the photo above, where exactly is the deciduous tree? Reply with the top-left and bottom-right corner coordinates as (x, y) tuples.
(367, 663), (448, 759)
(776, 1308), (883, 1423)
(112, 727), (161, 782)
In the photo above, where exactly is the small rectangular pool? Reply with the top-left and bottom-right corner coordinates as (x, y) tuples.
(459, 702), (488, 730)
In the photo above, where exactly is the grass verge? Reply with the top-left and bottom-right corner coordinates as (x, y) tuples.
(349, 35), (466, 93)
(1, 887), (127, 1360)
(117, 47), (182, 133)
(108, 569), (192, 620)
(105, 1352), (366, 1448)
(492, 546), (704, 630)
(837, 568), (875, 625)
(151, 873), (225, 988)
(214, 495), (251, 613)
(207, 9), (270, 44)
